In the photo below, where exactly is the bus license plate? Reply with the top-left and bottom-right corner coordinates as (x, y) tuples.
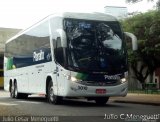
(96, 89), (106, 94)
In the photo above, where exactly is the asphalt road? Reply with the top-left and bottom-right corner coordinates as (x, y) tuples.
(0, 91), (160, 122)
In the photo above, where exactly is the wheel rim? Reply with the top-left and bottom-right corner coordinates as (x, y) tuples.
(49, 86), (54, 102)
(11, 85), (14, 97)
(14, 84), (18, 98)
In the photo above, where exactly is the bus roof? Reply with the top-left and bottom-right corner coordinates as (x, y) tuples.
(6, 12), (118, 44)
(52, 12), (118, 21)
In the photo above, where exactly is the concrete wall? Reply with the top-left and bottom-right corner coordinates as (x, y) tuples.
(0, 28), (21, 54)
(0, 28), (21, 88)
(104, 6), (128, 19)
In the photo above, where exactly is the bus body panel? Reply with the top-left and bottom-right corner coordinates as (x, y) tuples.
(66, 81), (128, 97)
(4, 62), (56, 93)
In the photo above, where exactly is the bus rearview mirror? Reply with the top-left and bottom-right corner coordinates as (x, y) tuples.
(124, 32), (138, 51)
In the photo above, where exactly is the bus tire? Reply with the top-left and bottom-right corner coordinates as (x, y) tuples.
(14, 82), (28, 99)
(47, 81), (61, 105)
(14, 82), (21, 99)
(10, 83), (15, 98)
(95, 97), (109, 105)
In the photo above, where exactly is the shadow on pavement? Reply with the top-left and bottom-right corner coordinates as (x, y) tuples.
(24, 96), (127, 108)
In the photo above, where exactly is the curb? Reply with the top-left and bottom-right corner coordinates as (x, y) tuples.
(113, 100), (160, 106)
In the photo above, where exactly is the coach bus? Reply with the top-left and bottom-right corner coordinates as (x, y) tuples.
(4, 12), (137, 105)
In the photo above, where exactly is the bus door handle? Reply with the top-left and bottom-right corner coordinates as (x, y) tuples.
(53, 70), (59, 76)
(53, 67), (59, 76)
(53, 70), (57, 74)
(53, 69), (59, 74)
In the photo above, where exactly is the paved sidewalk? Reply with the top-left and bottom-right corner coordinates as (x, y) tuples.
(0, 89), (9, 97)
(111, 93), (160, 106)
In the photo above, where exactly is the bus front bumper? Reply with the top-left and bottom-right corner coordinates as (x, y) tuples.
(65, 81), (128, 97)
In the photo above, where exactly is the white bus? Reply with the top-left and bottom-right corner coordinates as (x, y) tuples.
(4, 12), (137, 105)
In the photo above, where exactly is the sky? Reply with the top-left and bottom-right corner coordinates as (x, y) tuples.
(0, 0), (158, 29)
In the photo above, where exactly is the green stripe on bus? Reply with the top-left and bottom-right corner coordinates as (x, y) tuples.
(76, 73), (88, 80)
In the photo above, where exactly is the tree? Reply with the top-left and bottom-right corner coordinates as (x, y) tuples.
(157, 0), (160, 10)
(126, 0), (160, 10)
(122, 10), (160, 89)
(127, 48), (149, 89)
(126, 0), (153, 3)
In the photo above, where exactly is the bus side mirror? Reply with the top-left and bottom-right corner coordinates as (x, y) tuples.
(56, 29), (67, 48)
(124, 32), (138, 51)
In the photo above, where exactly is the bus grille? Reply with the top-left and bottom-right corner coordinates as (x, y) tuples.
(78, 80), (121, 86)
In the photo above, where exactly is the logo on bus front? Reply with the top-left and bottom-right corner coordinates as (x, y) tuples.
(104, 74), (120, 80)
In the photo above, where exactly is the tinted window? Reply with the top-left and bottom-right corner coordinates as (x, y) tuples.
(54, 37), (65, 66)
(0, 71), (3, 77)
(5, 21), (52, 69)
(64, 19), (127, 73)
(0, 56), (3, 69)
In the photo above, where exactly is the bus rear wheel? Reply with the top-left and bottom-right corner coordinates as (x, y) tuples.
(10, 83), (15, 98)
(14, 82), (28, 99)
(95, 97), (109, 105)
(14, 82), (22, 99)
(47, 81), (62, 105)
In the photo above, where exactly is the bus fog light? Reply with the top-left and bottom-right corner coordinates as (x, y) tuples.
(121, 78), (127, 84)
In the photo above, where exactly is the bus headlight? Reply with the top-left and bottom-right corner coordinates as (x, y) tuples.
(71, 76), (78, 82)
(120, 78), (127, 84)
(64, 74), (80, 82)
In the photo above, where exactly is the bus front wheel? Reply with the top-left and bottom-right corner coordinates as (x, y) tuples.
(47, 81), (62, 105)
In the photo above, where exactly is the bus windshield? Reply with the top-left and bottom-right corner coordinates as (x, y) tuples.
(64, 19), (127, 74)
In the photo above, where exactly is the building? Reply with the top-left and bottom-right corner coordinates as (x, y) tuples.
(0, 28), (21, 88)
(154, 68), (160, 89)
(104, 6), (128, 19)
(128, 66), (160, 90)
(0, 28), (21, 54)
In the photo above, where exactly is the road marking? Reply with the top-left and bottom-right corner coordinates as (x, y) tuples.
(15, 101), (42, 104)
(0, 97), (10, 99)
(0, 102), (18, 106)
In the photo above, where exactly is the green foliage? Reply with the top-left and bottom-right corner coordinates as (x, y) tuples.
(157, 0), (160, 10)
(122, 11), (156, 39)
(126, 0), (160, 10)
(126, 0), (153, 4)
(122, 10), (160, 89)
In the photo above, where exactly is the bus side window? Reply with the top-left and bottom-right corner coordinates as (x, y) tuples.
(0, 57), (3, 77)
(55, 37), (65, 66)
(0, 71), (3, 77)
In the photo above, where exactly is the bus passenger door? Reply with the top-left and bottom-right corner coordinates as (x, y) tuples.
(54, 37), (66, 96)
(50, 18), (67, 96)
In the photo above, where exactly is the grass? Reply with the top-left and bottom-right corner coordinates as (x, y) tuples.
(128, 89), (160, 94)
